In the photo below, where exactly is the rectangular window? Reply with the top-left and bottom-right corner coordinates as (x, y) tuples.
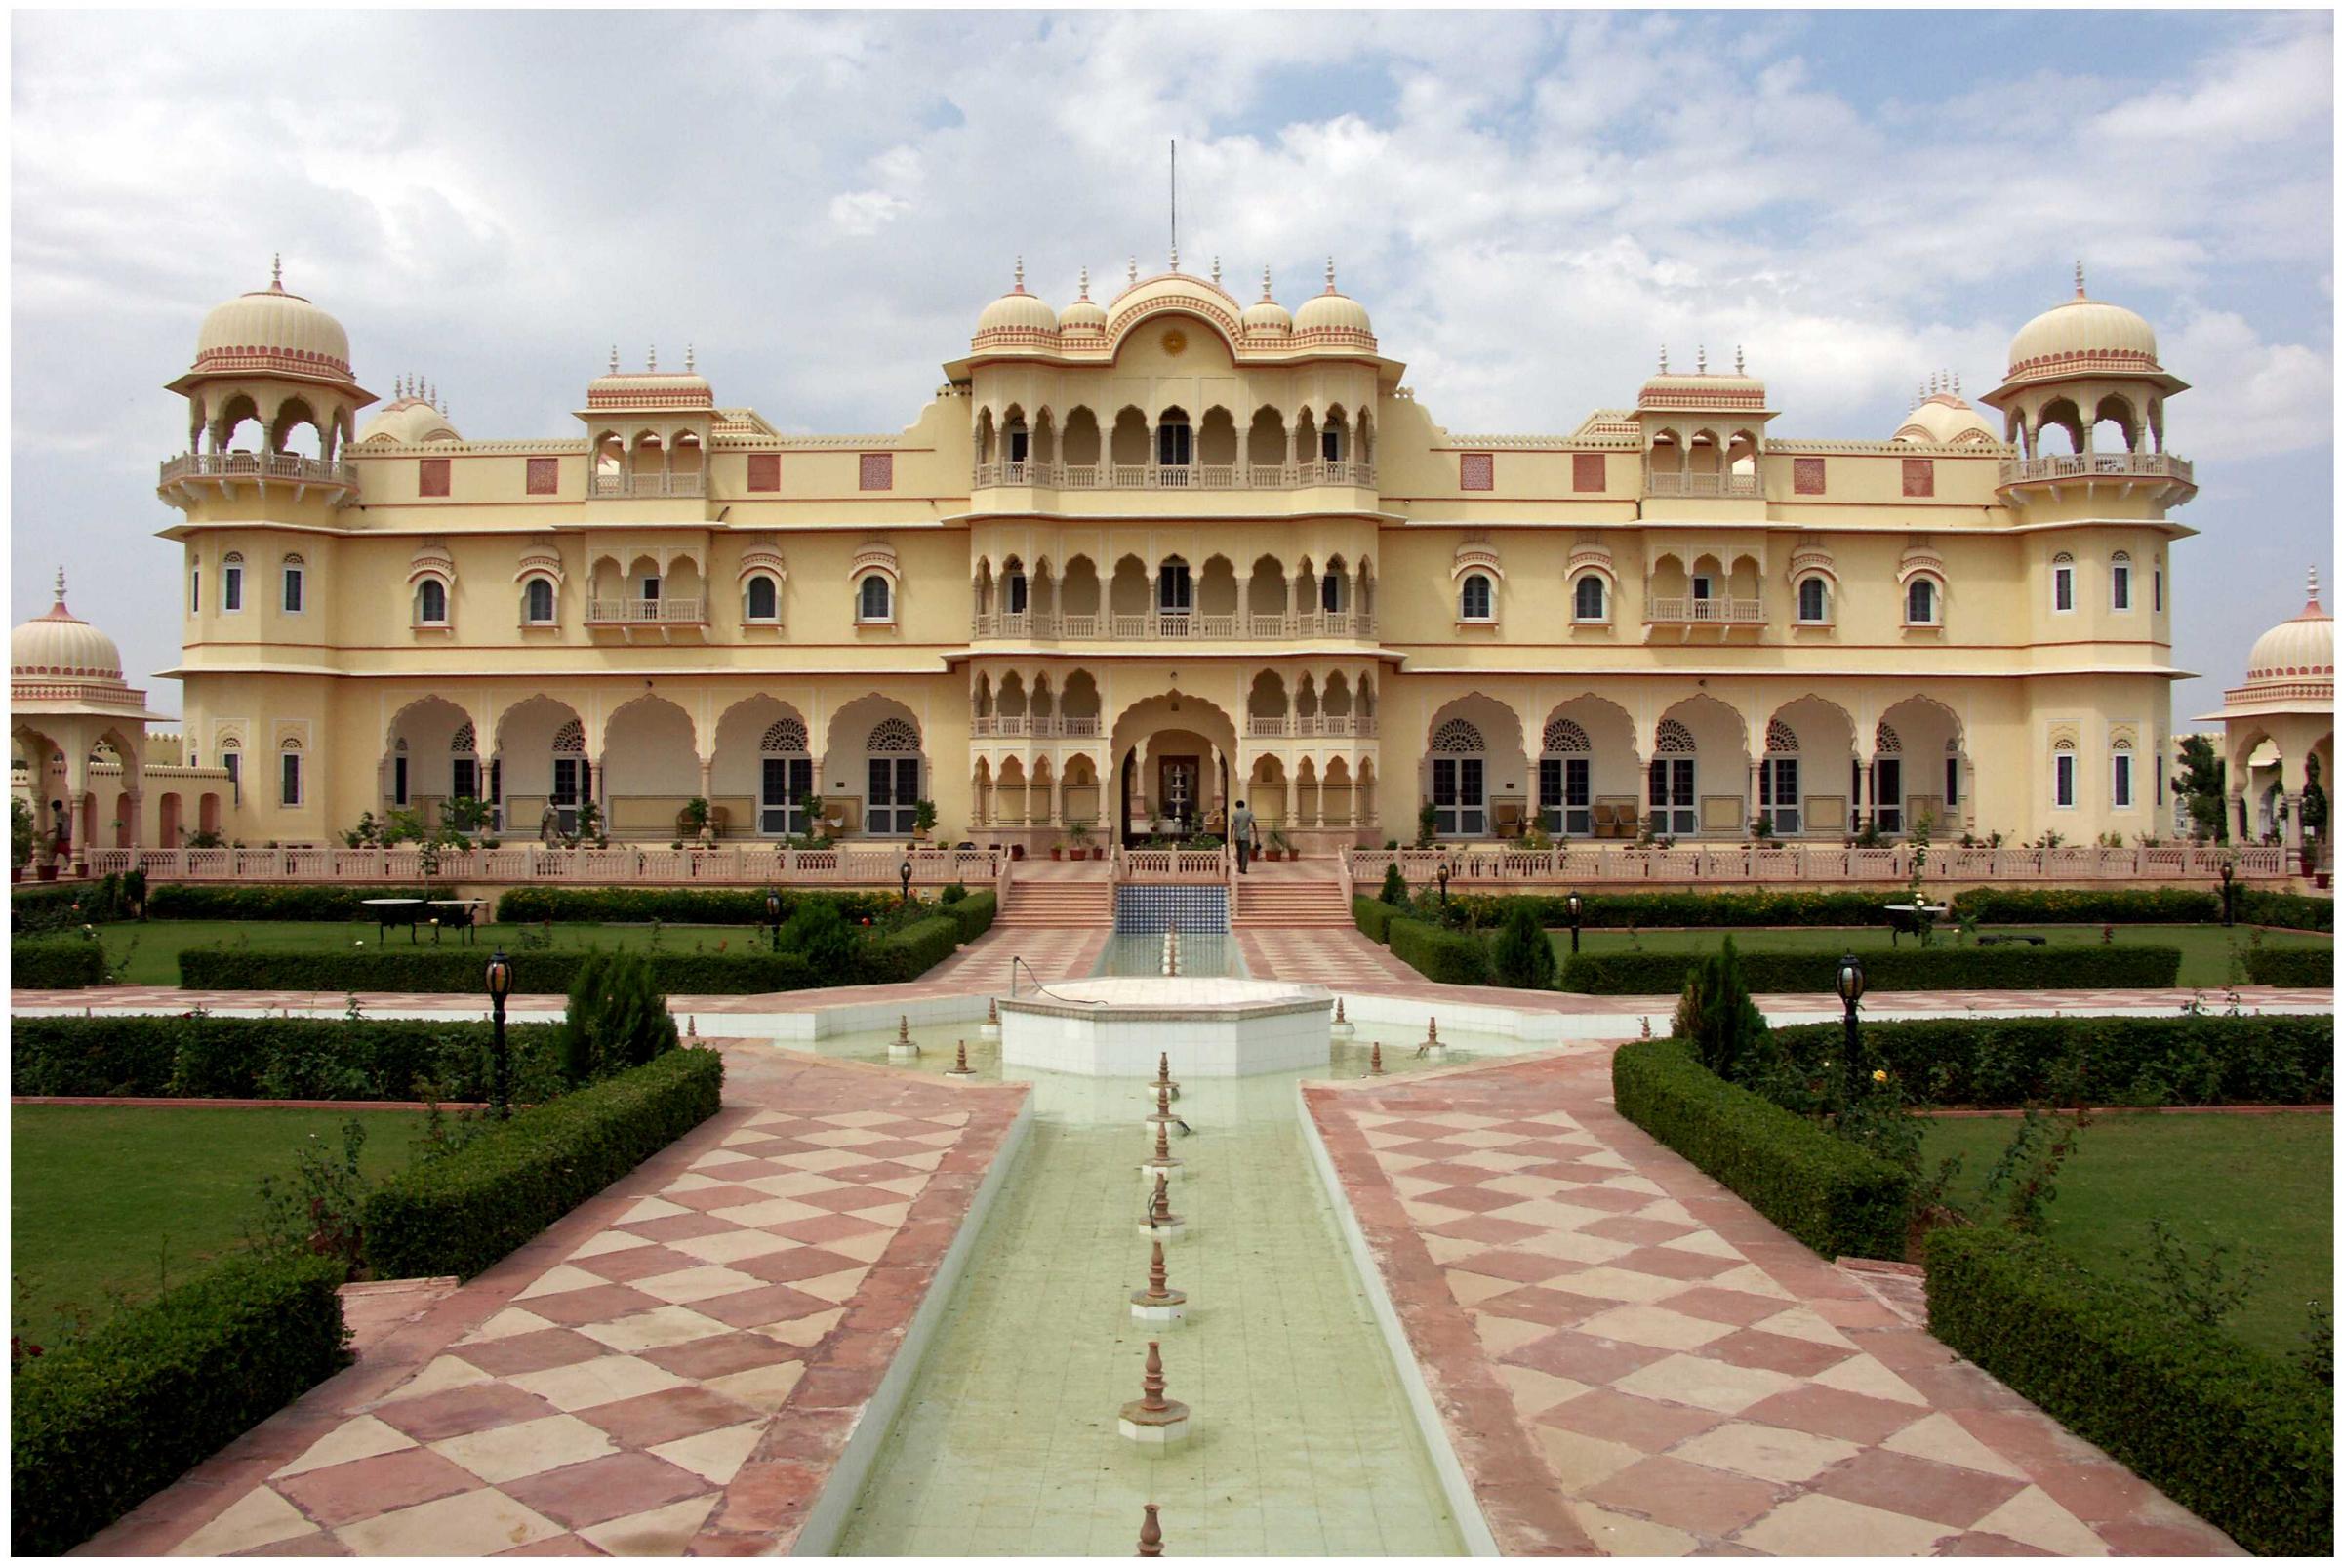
(2112, 563), (2132, 611)
(222, 751), (239, 789)
(419, 458), (452, 497)
(1007, 574), (1029, 616)
(452, 757), (479, 800)
(747, 453), (781, 492)
(1946, 756), (1959, 808)
(640, 575), (660, 603)
(1793, 457), (1827, 495)
(279, 751), (302, 807)
(2154, 569), (2163, 612)
(2053, 565), (2074, 612)
(1571, 453), (1604, 493)
(393, 755), (409, 806)
(1874, 759), (1903, 834)
(2054, 752), (2076, 808)
(190, 566), (200, 612)
(282, 565), (303, 613)
(858, 452), (893, 491)
(525, 457), (559, 495)
(1690, 575), (1713, 602)
(2156, 754), (2164, 806)
(222, 563), (243, 612)
(1459, 452), (1494, 491)
(2113, 751), (2134, 809)
(1901, 458), (1934, 498)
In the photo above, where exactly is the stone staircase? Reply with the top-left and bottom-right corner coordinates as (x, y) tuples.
(997, 865), (1113, 928)
(1232, 868), (1353, 928)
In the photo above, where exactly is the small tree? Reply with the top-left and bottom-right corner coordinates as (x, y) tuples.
(1493, 902), (1559, 989)
(12, 798), (33, 870)
(561, 950), (678, 1085)
(1671, 937), (1767, 1081)
(776, 895), (860, 972)
(1378, 862), (1409, 906)
(2176, 733), (2228, 842)
(1415, 802), (1438, 849)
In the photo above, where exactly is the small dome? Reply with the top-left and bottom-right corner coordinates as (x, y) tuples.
(1059, 267), (1108, 334)
(2243, 570), (2334, 683)
(358, 379), (462, 444)
(1241, 268), (1291, 336)
(1894, 383), (1999, 445)
(190, 258), (353, 382)
(2007, 265), (2160, 382)
(1292, 260), (1371, 336)
(975, 261), (1057, 337)
(12, 571), (123, 680)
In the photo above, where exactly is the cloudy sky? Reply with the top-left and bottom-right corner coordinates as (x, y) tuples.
(11, 8), (2332, 722)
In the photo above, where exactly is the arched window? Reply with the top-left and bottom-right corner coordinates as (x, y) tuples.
(1321, 414), (1346, 462)
(1429, 719), (1486, 836)
(1321, 566), (1347, 614)
(416, 578), (449, 625)
(1459, 573), (1495, 621)
(278, 739), (303, 807)
(758, 716), (811, 835)
(2110, 550), (2133, 612)
(281, 554), (305, 614)
(222, 552), (245, 613)
(745, 574), (779, 623)
(1157, 557), (1191, 616)
(1760, 719), (1801, 834)
(1797, 577), (1829, 623)
(1650, 718), (1697, 836)
(2053, 737), (2078, 809)
(450, 722), (480, 801)
(1540, 717), (1592, 834)
(1905, 578), (1938, 625)
(858, 574), (892, 623)
(190, 559), (201, 614)
(2111, 736), (2136, 809)
(866, 716), (922, 834)
(1574, 575), (1607, 623)
(1003, 559), (1029, 617)
(2051, 552), (2075, 613)
(524, 578), (556, 623)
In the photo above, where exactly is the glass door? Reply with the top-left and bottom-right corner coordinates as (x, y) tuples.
(551, 756), (587, 836)
(761, 757), (811, 835)
(1433, 757), (1485, 837)
(868, 757), (920, 834)
(1761, 758), (1800, 834)
(1874, 760), (1903, 834)
(1648, 758), (1697, 835)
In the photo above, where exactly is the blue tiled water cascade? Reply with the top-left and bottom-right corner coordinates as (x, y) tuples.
(1113, 885), (1229, 934)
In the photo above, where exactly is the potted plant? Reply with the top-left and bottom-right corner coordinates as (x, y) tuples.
(1066, 818), (1095, 861)
(911, 799), (939, 843)
(1049, 836), (1064, 861)
(1268, 827), (1292, 862)
(681, 795), (714, 848)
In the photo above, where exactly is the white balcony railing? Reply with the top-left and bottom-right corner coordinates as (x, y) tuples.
(972, 610), (1376, 642)
(158, 452), (357, 489)
(972, 459), (1376, 492)
(1247, 714), (1378, 738)
(1643, 470), (1761, 498)
(586, 596), (705, 624)
(1646, 596), (1765, 624)
(587, 470), (708, 498)
(1999, 453), (2194, 487)
(79, 844), (1003, 889)
(968, 714), (1104, 739)
(1347, 843), (2293, 888)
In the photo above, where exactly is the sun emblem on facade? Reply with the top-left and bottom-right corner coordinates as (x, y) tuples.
(1160, 327), (1187, 356)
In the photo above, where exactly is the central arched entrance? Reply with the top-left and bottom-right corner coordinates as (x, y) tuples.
(1108, 690), (1240, 844)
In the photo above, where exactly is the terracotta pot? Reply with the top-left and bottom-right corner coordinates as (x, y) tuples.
(37, 865), (58, 882)
(1051, 847), (1064, 861)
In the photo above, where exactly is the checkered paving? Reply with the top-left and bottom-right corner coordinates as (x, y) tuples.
(1308, 1053), (2241, 1557)
(922, 926), (1102, 989)
(92, 1055), (1023, 1557)
(1240, 926), (1418, 985)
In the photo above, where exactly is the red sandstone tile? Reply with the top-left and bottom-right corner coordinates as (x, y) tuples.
(1412, 1184), (1532, 1214)
(1612, 1244), (1742, 1281)
(2093, 1519), (2237, 1554)
(1737, 1386), (1929, 1446)
(1473, 1285), (1616, 1329)
(636, 1331), (803, 1382)
(496, 1533), (604, 1555)
(689, 1283), (839, 1331)
(1664, 1287), (1798, 1327)
(1583, 1455), (1783, 1535)
(518, 1283), (666, 1328)
(1811, 1446), (2029, 1527)
(1537, 1387), (1727, 1451)
(661, 1183), (779, 1213)
(700, 1458), (828, 1535)
(1845, 1326), (1960, 1373)
(273, 1447), (483, 1526)
(577, 1385), (761, 1450)
(575, 1245), (712, 1284)
(1449, 1249), (1584, 1285)
(372, 1382), (564, 1443)
(726, 1246), (860, 1285)
(1580, 1214), (1702, 1245)
(239, 1530), (352, 1555)
(1939, 1531), (2054, 1555)
(1421, 1213), (1546, 1245)
(502, 1452), (712, 1529)
(2022, 1460), (2164, 1526)
(1891, 1361), (2033, 1414)
(1547, 1185), (1663, 1214)
(459, 1328), (614, 1378)
(1501, 1328), (1675, 1386)
(770, 1212), (887, 1246)
(622, 1212), (741, 1243)
(1701, 1328), (1860, 1378)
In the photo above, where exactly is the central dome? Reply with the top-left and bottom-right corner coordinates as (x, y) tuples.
(2006, 267), (2160, 382)
(12, 572), (122, 680)
(2244, 572), (2334, 683)
(976, 261), (1058, 338)
(190, 259), (353, 382)
(1894, 382), (1999, 445)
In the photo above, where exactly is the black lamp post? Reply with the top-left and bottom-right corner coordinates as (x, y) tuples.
(1566, 890), (1584, 955)
(1835, 951), (1866, 1109)
(1436, 860), (1451, 907)
(484, 951), (513, 1120)
(899, 858), (915, 907)
(2218, 860), (2236, 928)
(765, 888), (781, 952)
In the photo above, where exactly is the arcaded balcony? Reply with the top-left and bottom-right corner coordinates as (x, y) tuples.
(1645, 595), (1764, 625)
(971, 609), (1376, 643)
(1244, 714), (1379, 738)
(586, 596), (706, 625)
(967, 715), (1103, 738)
(971, 459), (1375, 492)
(1998, 452), (2194, 488)
(158, 451), (357, 503)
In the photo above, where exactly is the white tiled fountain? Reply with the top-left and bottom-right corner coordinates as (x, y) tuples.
(997, 975), (1334, 1077)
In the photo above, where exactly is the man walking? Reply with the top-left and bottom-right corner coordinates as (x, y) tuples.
(1231, 798), (1255, 874)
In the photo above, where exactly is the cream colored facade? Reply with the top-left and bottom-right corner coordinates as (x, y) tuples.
(139, 257), (2199, 854)
(2196, 574), (2334, 855)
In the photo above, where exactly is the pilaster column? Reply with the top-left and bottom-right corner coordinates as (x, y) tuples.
(2282, 791), (2303, 852)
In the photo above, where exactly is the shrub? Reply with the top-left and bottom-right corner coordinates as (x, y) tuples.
(361, 1046), (724, 1280)
(1925, 1227), (2332, 1557)
(1353, 896), (1400, 945)
(1671, 937), (1768, 1080)
(144, 884), (429, 921)
(1613, 1038), (1911, 1260)
(12, 877), (139, 933)
(939, 881), (967, 905)
(560, 952), (679, 1084)
(1946, 886), (2221, 925)
(493, 885), (906, 926)
(11, 1252), (349, 1555)
(1557, 944), (2182, 995)
(1492, 901), (1559, 990)
(1387, 916), (1493, 985)
(11, 1015), (566, 1103)
(944, 889), (996, 945)
(1425, 885), (2274, 933)
(776, 895), (860, 970)
(2243, 946), (2333, 986)
(1764, 1014), (2332, 1108)
(2236, 890), (2333, 932)
(12, 935), (108, 988)
(1379, 863), (1409, 906)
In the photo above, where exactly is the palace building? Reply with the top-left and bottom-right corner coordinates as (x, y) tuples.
(36, 254), (2214, 856)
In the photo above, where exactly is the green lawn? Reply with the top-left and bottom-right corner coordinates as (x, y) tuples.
(1548, 923), (2330, 990)
(10, 1106), (431, 1342)
(1919, 1111), (2334, 1360)
(98, 920), (754, 986)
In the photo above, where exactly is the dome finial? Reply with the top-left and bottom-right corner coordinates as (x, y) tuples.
(648, 343), (657, 373)
(270, 252), (282, 291)
(1953, 371), (1961, 396)
(2075, 259), (2086, 298)
(1735, 344), (1745, 375)
(1168, 242), (1180, 274)
(1696, 344), (1708, 375)
(1078, 264), (1091, 302)
(1261, 264), (1272, 302)
(2311, 566), (2322, 610)
(1013, 255), (1026, 293)
(1210, 255), (1221, 288)
(1658, 344), (1669, 374)
(1127, 256), (1138, 287)
(687, 342), (696, 372)
(54, 565), (66, 605)
(1324, 256), (1337, 294)
(609, 344), (620, 374)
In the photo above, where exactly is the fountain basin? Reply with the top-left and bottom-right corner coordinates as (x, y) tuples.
(997, 976), (1332, 1077)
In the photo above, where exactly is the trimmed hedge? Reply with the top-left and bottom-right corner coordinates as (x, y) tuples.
(1387, 916), (1493, 985)
(495, 885), (915, 926)
(1926, 1227), (2332, 1557)
(13, 935), (108, 988)
(1613, 1038), (1911, 1260)
(145, 884), (429, 921)
(174, 909), (980, 993)
(2237, 889), (2333, 932)
(1432, 885), (2251, 932)
(12, 876), (140, 933)
(1766, 1013), (2333, 1109)
(1556, 944), (2182, 995)
(11, 1251), (350, 1555)
(1941, 886), (2220, 925)
(11, 1015), (567, 1103)
(2244, 945), (2334, 986)
(1353, 896), (1400, 945)
(362, 1046), (725, 1280)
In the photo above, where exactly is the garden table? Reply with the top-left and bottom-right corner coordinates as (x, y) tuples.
(1881, 902), (1952, 946)
(361, 897), (425, 945)
(427, 899), (488, 945)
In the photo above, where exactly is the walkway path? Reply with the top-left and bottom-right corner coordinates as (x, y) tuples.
(81, 1048), (1025, 1557)
(1305, 1051), (2241, 1556)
